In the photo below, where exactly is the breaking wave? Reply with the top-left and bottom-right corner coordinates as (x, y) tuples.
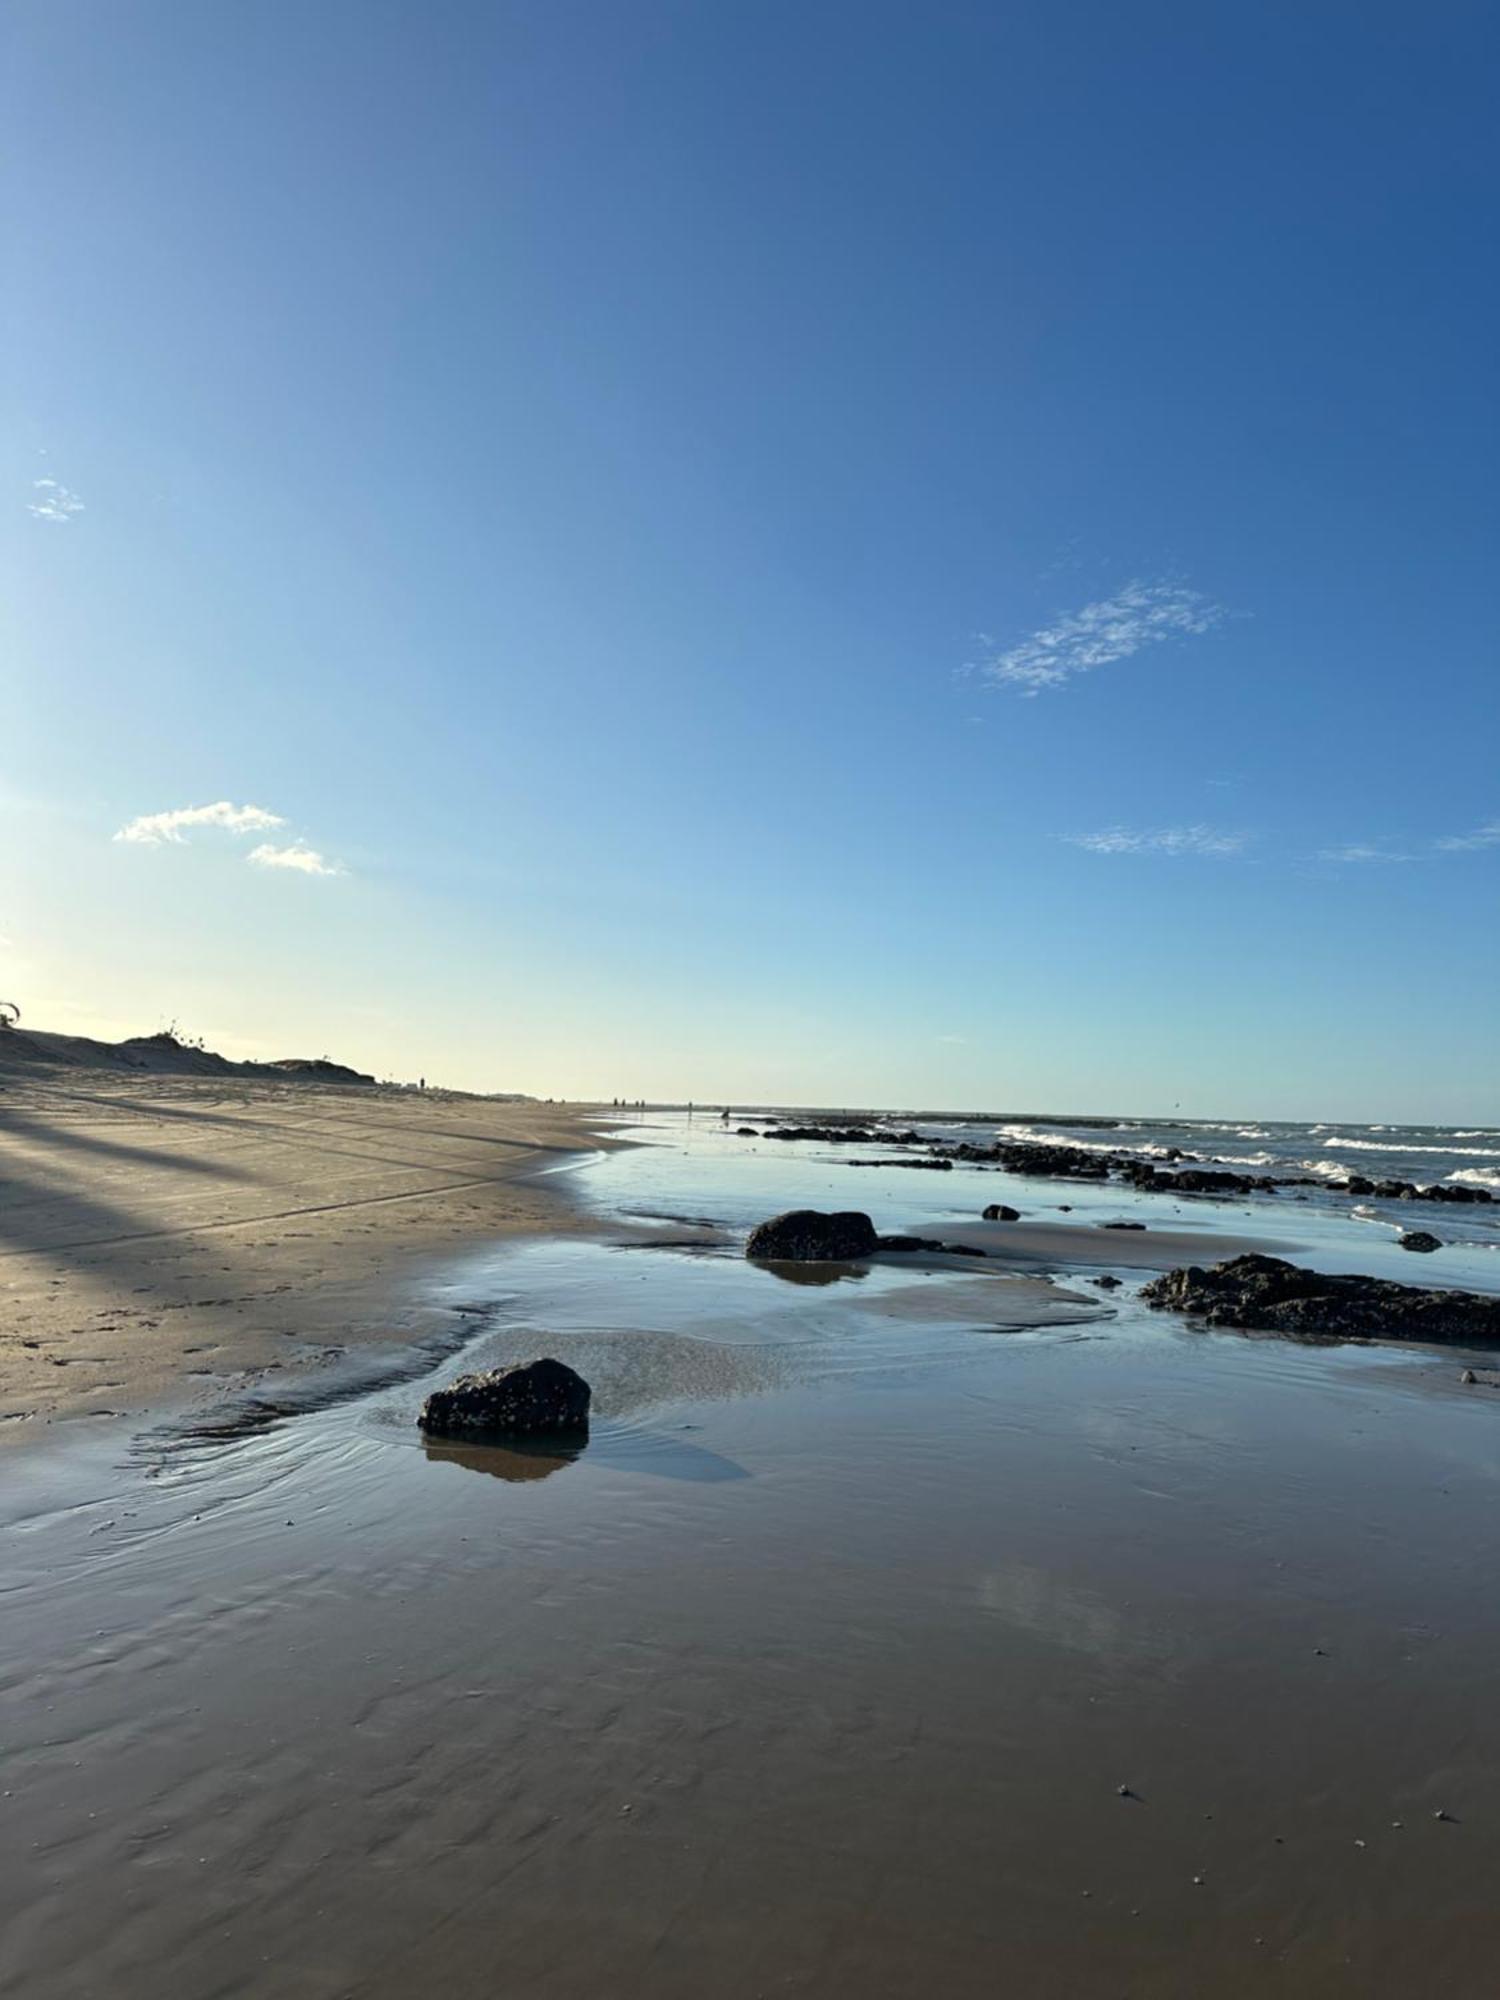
(1324, 1137), (1500, 1158)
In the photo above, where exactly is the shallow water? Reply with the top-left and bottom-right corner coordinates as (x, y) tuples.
(5, 1117), (1500, 1997)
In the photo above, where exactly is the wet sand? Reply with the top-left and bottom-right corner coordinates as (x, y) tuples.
(0, 1073), (603, 1440)
(6, 1114), (1500, 1996)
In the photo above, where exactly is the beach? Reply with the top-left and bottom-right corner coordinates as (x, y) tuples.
(5, 1102), (1500, 1996)
(0, 1066), (603, 1440)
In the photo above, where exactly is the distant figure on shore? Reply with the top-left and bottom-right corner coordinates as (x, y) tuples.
(720, 1106), (730, 1123)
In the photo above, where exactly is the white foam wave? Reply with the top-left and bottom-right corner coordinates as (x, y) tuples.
(1450, 1168), (1500, 1190)
(1323, 1137), (1500, 1158)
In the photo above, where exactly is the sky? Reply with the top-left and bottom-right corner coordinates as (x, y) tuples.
(3, 0), (1497, 1119)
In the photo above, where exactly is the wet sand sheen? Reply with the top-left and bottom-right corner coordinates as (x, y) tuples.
(6, 1121), (1500, 1996)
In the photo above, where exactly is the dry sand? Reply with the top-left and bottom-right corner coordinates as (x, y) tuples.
(0, 1068), (604, 1440)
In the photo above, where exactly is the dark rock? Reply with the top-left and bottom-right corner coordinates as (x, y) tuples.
(1141, 1254), (1500, 1347)
(746, 1209), (879, 1262)
(765, 1124), (870, 1144)
(1346, 1176), (1376, 1197)
(1092, 1275), (1123, 1290)
(876, 1234), (987, 1257)
(845, 1156), (953, 1171)
(1400, 1232), (1443, 1253)
(1461, 1368), (1478, 1384)
(1101, 1221), (1146, 1230)
(982, 1203), (1021, 1221)
(1123, 1163), (1262, 1196)
(943, 1139), (1113, 1180)
(735, 1126), (759, 1137)
(419, 1357), (591, 1438)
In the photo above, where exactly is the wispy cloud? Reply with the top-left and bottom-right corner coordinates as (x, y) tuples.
(1068, 825), (1251, 857)
(1318, 842), (1411, 864)
(248, 842), (343, 877)
(1435, 820), (1500, 853)
(970, 579), (1226, 694)
(115, 801), (285, 846)
(27, 478), (85, 524)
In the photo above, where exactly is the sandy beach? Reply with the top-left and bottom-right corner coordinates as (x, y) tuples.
(0, 1065), (603, 1441)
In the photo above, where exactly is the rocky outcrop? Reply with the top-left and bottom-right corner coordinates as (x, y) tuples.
(982, 1203), (1020, 1221)
(745, 1210), (879, 1261)
(1141, 1255), (1500, 1347)
(949, 1140), (1113, 1180)
(875, 1234), (987, 1257)
(419, 1357), (591, 1437)
(1337, 1176), (1490, 1205)
(733, 1115), (1493, 1211)
(761, 1125), (920, 1147)
(1122, 1163), (1269, 1196)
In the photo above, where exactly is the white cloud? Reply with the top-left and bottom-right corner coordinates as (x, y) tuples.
(1068, 825), (1251, 857)
(248, 842), (343, 877)
(27, 478), (85, 524)
(1317, 842), (1411, 863)
(971, 580), (1226, 694)
(1436, 821), (1500, 853)
(115, 801), (285, 845)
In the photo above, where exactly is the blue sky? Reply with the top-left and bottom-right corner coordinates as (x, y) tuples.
(4, 0), (1496, 1117)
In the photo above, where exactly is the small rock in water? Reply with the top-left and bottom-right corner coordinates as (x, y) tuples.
(1460, 1369), (1478, 1385)
(1092, 1275), (1123, 1290)
(1101, 1221), (1146, 1231)
(982, 1203), (1020, 1222)
(419, 1357), (591, 1438)
(1400, 1231), (1443, 1254)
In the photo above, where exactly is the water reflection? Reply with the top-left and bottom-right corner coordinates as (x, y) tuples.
(422, 1429), (589, 1482)
(752, 1258), (871, 1288)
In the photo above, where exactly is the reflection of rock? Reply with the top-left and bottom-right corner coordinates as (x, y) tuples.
(754, 1258), (869, 1287)
(423, 1434), (585, 1482)
(419, 1356), (592, 1437)
(745, 1210), (878, 1261)
(1142, 1254), (1500, 1346)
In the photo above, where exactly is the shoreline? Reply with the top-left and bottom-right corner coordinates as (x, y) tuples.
(8, 1109), (1500, 1994)
(0, 1073), (614, 1450)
